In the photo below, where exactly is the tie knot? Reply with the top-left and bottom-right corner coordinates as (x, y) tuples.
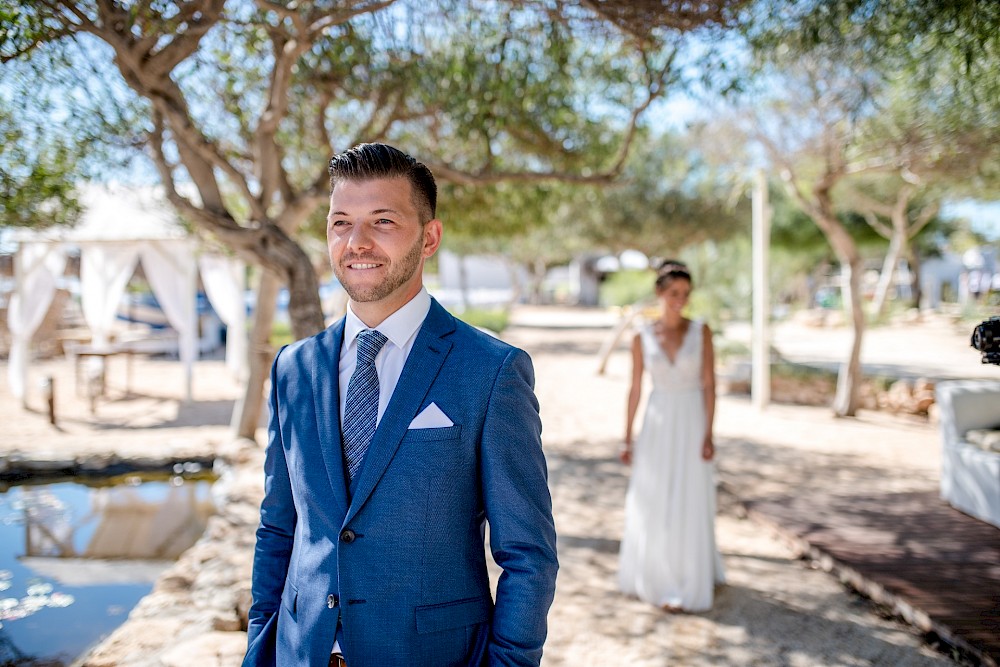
(356, 329), (387, 365)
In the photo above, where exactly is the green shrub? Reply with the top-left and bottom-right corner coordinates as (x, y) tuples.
(772, 361), (836, 382)
(600, 269), (654, 307)
(456, 307), (509, 334)
(713, 337), (750, 365)
(271, 321), (294, 348)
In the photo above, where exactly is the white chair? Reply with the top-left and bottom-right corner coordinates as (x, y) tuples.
(936, 379), (1000, 527)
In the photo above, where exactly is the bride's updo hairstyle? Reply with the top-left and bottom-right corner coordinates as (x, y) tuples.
(654, 259), (692, 292)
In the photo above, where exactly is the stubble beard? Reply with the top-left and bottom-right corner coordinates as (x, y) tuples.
(334, 233), (425, 303)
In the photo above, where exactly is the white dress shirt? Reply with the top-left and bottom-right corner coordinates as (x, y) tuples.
(338, 287), (431, 429)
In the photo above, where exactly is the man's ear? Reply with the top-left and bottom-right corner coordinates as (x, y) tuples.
(423, 219), (443, 258)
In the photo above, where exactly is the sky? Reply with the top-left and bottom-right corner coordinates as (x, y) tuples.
(941, 199), (1000, 242)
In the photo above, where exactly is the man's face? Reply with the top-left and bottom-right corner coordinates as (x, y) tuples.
(327, 177), (441, 321)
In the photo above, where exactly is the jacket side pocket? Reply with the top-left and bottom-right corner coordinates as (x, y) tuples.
(415, 596), (491, 634)
(280, 581), (298, 617)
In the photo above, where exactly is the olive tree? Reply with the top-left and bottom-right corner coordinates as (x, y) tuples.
(2, 0), (738, 437)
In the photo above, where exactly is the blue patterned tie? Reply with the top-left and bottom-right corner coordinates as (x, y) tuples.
(343, 329), (388, 482)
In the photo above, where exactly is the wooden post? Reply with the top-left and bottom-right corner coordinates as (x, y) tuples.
(752, 169), (772, 410)
(42, 375), (56, 426)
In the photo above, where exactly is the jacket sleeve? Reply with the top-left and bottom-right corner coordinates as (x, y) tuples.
(244, 351), (297, 663)
(480, 348), (559, 666)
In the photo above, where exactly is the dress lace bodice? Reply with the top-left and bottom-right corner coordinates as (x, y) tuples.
(639, 319), (703, 394)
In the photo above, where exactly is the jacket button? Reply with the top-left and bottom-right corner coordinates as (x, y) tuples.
(327, 594), (339, 608)
(340, 529), (356, 544)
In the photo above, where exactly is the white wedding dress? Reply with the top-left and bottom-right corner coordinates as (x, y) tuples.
(618, 319), (725, 611)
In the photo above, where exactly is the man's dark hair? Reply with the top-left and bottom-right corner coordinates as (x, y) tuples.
(328, 143), (437, 223)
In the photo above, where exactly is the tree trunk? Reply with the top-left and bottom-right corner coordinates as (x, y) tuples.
(458, 255), (470, 313)
(872, 231), (905, 319)
(503, 257), (523, 310)
(227, 221), (325, 441)
(234, 272), (281, 441)
(531, 258), (547, 304)
(814, 202), (866, 418)
(908, 249), (923, 310)
(833, 254), (865, 417)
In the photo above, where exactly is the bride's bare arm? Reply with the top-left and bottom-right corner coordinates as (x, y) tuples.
(622, 332), (644, 464)
(701, 324), (716, 461)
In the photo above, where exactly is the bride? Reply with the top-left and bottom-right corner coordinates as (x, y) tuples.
(617, 260), (725, 612)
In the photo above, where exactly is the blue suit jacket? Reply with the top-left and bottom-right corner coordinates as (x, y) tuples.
(244, 298), (558, 666)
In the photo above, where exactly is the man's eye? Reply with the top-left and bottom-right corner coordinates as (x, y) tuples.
(376, 218), (394, 225)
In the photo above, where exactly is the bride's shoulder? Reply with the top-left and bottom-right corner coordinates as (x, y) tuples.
(694, 319), (713, 340)
(636, 316), (659, 334)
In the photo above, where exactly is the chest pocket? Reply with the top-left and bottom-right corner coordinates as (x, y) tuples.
(403, 424), (462, 442)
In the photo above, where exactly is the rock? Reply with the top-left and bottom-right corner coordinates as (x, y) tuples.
(878, 378), (936, 415)
(156, 571), (195, 593)
(913, 393), (935, 413)
(236, 589), (253, 631)
(79, 618), (191, 667)
(22, 456), (76, 472)
(160, 631), (247, 667)
(211, 614), (243, 632)
(78, 453), (121, 471)
(216, 437), (260, 465)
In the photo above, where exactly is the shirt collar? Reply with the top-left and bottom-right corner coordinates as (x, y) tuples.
(344, 287), (431, 351)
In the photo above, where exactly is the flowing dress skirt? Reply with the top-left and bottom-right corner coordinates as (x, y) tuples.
(618, 386), (725, 611)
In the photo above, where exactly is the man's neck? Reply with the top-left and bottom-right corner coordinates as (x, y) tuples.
(349, 284), (424, 328)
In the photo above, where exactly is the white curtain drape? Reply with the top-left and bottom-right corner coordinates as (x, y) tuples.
(140, 240), (198, 401)
(198, 254), (247, 379)
(80, 243), (140, 348)
(7, 243), (67, 400)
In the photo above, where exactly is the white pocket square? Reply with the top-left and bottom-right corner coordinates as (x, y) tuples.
(408, 402), (454, 429)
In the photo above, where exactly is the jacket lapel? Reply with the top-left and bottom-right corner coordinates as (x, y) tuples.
(311, 321), (349, 518)
(346, 299), (455, 522)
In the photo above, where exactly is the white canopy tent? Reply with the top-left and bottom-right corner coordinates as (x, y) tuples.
(6, 183), (247, 403)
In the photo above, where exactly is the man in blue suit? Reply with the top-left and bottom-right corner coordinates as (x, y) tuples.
(244, 143), (558, 667)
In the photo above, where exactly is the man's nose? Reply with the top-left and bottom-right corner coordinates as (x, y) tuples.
(346, 223), (374, 250)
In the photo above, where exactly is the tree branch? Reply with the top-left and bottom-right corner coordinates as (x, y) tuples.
(426, 41), (673, 188)
(422, 163), (632, 186)
(143, 0), (227, 80)
(845, 187), (894, 218)
(860, 210), (893, 239)
(149, 113), (245, 237)
(907, 201), (940, 240)
(304, 0), (399, 37)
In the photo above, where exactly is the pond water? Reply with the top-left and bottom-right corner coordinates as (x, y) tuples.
(0, 470), (216, 665)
